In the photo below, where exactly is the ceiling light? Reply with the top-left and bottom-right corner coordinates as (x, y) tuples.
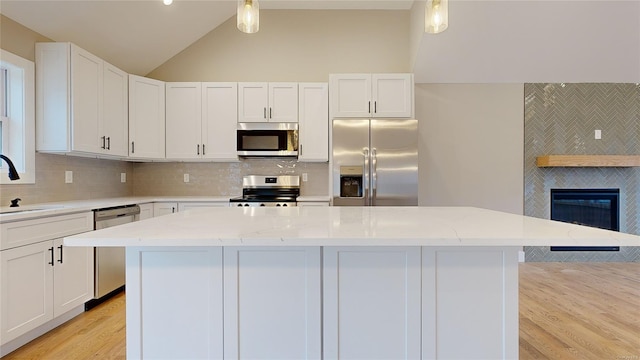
(425, 0), (448, 34)
(163, 0), (173, 5)
(237, 0), (259, 34)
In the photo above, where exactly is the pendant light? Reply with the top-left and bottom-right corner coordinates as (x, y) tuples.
(237, 0), (259, 34)
(425, 0), (448, 34)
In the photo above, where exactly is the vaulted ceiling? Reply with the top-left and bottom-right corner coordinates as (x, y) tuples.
(0, 0), (414, 76)
(2, 1), (639, 83)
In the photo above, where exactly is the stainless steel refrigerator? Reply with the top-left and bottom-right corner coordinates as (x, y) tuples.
(332, 119), (418, 206)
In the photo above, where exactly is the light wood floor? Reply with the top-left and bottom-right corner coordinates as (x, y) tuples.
(3, 262), (639, 360)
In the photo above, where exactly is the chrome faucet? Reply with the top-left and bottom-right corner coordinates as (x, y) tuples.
(0, 154), (20, 180)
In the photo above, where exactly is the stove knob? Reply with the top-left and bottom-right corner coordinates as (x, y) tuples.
(260, 203), (266, 207)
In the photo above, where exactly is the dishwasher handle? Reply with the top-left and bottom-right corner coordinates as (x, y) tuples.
(94, 204), (141, 222)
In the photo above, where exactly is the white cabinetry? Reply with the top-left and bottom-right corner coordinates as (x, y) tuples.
(202, 82), (238, 161)
(165, 82), (202, 159)
(166, 82), (238, 161)
(323, 246), (421, 360)
(298, 83), (329, 162)
(238, 82), (298, 123)
(329, 74), (413, 118)
(178, 202), (228, 211)
(0, 212), (93, 352)
(297, 201), (330, 207)
(129, 75), (165, 159)
(125, 247), (223, 360)
(135, 203), (154, 221)
(153, 202), (177, 217)
(223, 247), (321, 360)
(35, 42), (128, 158)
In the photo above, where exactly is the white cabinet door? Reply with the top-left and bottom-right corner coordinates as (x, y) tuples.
(202, 83), (238, 160)
(70, 45), (102, 153)
(102, 62), (129, 157)
(0, 241), (54, 344)
(153, 202), (177, 217)
(125, 247), (223, 360)
(298, 83), (328, 162)
(268, 82), (298, 123)
(166, 82), (202, 159)
(129, 74), (165, 159)
(329, 74), (372, 118)
(136, 203), (154, 221)
(178, 202), (229, 212)
(224, 247), (321, 360)
(52, 238), (93, 317)
(323, 246), (421, 360)
(330, 74), (414, 119)
(297, 201), (330, 207)
(36, 43), (128, 158)
(238, 83), (268, 123)
(372, 74), (413, 118)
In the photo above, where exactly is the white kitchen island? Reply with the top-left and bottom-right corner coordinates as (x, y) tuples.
(64, 206), (640, 360)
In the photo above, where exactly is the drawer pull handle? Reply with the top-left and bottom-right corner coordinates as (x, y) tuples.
(58, 245), (63, 264)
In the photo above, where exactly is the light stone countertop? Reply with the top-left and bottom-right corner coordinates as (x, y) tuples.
(0, 196), (235, 223)
(64, 206), (640, 248)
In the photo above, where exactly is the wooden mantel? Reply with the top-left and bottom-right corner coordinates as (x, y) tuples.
(536, 155), (640, 167)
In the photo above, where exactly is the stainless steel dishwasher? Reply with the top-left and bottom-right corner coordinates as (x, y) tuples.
(92, 204), (140, 302)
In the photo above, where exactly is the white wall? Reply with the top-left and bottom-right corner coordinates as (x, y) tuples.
(416, 84), (524, 214)
(413, 1), (640, 83)
(147, 10), (410, 82)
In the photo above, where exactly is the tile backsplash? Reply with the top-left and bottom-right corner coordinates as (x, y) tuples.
(132, 159), (329, 197)
(0, 153), (134, 206)
(524, 83), (640, 262)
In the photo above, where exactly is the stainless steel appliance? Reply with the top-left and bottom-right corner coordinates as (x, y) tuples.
(230, 175), (300, 207)
(237, 123), (298, 157)
(90, 204), (140, 306)
(332, 119), (418, 206)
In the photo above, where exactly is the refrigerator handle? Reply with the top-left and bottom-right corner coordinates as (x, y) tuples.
(363, 147), (370, 206)
(371, 148), (377, 206)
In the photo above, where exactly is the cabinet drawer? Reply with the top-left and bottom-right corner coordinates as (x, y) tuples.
(0, 212), (93, 251)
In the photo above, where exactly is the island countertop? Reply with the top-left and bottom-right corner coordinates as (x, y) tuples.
(63, 206), (640, 247)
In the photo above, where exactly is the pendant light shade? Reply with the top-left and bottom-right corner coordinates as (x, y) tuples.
(425, 0), (448, 34)
(237, 0), (259, 34)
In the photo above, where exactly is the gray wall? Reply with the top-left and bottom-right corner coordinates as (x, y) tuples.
(524, 83), (640, 262)
(416, 84), (524, 215)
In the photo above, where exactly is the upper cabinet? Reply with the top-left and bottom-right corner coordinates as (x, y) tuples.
(36, 42), (128, 158)
(329, 74), (413, 118)
(298, 83), (329, 162)
(238, 82), (298, 123)
(129, 75), (165, 159)
(165, 82), (238, 161)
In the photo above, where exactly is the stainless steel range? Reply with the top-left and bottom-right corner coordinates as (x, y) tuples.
(230, 175), (300, 207)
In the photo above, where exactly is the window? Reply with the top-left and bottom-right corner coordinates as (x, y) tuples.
(0, 49), (35, 184)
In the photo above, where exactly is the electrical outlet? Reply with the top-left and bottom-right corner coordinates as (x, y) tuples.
(121, 173), (126, 183)
(184, 173), (190, 183)
(65, 171), (73, 184)
(595, 129), (602, 139)
(302, 173), (308, 182)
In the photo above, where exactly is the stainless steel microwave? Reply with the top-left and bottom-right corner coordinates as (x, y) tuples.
(237, 123), (298, 157)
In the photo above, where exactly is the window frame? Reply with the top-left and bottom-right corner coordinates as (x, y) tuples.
(0, 49), (35, 184)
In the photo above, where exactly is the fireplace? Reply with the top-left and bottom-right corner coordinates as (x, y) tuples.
(550, 189), (620, 251)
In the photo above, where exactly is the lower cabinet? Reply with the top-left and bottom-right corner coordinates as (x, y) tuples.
(152, 202), (177, 217)
(178, 202), (228, 211)
(0, 237), (93, 346)
(323, 246), (422, 360)
(223, 247), (321, 360)
(126, 246), (518, 360)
